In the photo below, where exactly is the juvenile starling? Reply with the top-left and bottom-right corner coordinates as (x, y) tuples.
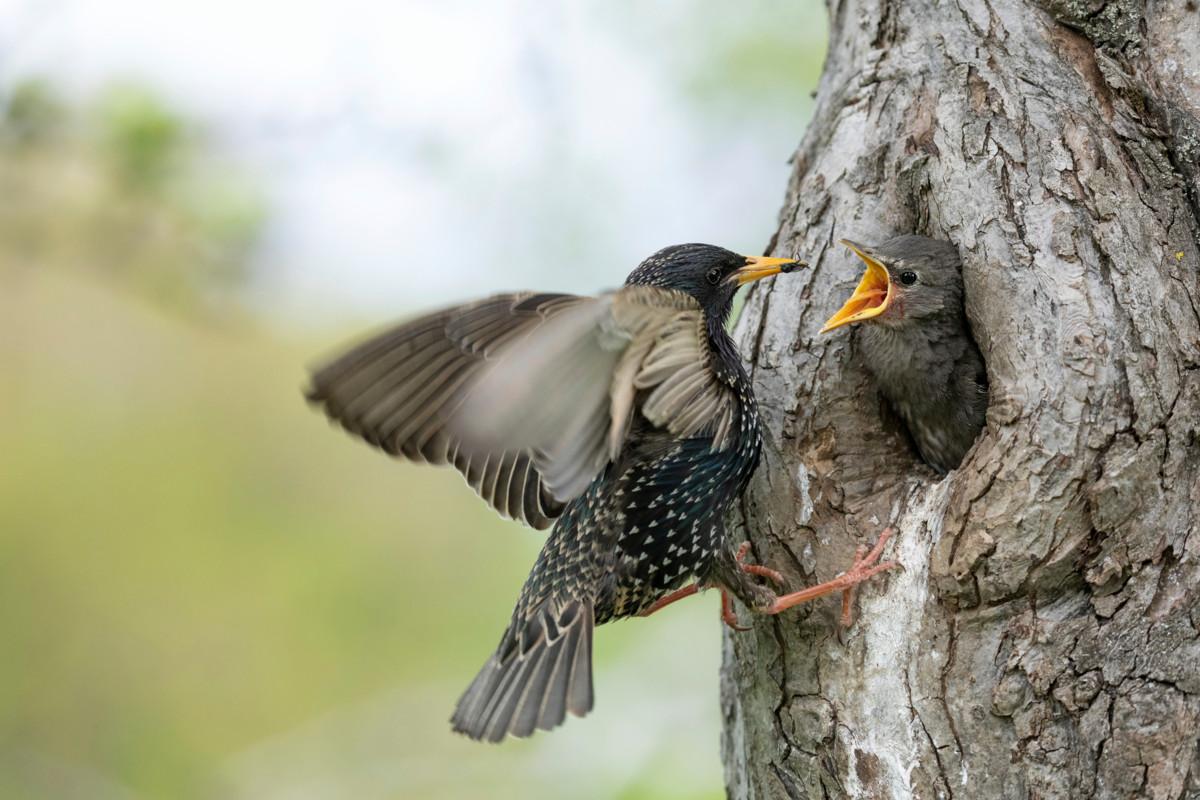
(821, 236), (988, 473)
(307, 244), (897, 742)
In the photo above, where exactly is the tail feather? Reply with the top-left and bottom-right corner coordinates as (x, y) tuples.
(451, 600), (594, 742)
(510, 634), (562, 736)
(535, 627), (575, 730)
(478, 641), (541, 741)
(567, 609), (593, 715)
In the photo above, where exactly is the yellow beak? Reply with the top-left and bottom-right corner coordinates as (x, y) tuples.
(819, 240), (892, 333)
(733, 255), (804, 285)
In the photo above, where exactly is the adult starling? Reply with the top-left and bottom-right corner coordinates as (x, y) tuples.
(821, 235), (988, 473)
(307, 244), (897, 742)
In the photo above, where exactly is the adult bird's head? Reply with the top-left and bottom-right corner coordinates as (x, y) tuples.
(820, 235), (964, 334)
(626, 243), (801, 323)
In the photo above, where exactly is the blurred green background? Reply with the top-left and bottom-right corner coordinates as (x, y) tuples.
(0, 2), (825, 798)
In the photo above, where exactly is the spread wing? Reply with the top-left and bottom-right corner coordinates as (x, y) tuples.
(307, 293), (583, 529)
(307, 286), (738, 529)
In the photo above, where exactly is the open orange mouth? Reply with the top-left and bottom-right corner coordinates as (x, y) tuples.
(819, 240), (893, 333)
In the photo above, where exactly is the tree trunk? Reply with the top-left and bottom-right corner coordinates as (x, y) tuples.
(720, 1), (1200, 798)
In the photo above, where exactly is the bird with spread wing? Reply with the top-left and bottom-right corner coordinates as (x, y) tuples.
(307, 243), (898, 742)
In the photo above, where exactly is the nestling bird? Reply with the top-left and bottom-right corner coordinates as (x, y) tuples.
(821, 235), (988, 473)
(307, 243), (898, 742)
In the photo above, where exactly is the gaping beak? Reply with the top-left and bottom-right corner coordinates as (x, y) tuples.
(734, 255), (804, 286)
(819, 240), (892, 333)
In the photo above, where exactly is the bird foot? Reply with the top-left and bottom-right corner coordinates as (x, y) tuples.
(637, 531), (897, 633)
(716, 541), (789, 630)
(638, 583), (700, 618)
(735, 541), (786, 586)
(638, 583), (749, 632)
(721, 590), (750, 632)
(760, 527), (899, 624)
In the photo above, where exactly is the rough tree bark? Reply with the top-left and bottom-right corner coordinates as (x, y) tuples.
(720, 1), (1200, 798)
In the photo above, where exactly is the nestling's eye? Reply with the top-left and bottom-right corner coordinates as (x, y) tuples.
(706, 267), (723, 285)
(898, 270), (918, 286)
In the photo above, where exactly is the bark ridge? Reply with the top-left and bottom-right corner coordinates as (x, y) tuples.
(721, 1), (1200, 798)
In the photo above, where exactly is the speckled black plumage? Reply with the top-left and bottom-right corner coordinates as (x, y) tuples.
(306, 244), (797, 742)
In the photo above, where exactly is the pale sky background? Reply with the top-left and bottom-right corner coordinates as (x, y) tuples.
(0, 0), (824, 322)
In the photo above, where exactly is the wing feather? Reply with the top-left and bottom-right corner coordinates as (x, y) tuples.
(307, 293), (582, 529)
(613, 288), (739, 451)
(307, 285), (742, 531)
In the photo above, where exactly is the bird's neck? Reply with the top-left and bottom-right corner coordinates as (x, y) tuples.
(706, 314), (746, 387)
(706, 313), (763, 486)
(859, 320), (961, 404)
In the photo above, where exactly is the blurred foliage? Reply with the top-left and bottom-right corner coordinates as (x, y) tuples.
(0, 270), (726, 800)
(0, 83), (729, 800)
(0, 79), (265, 316)
(599, 0), (826, 118)
(680, 0), (827, 115)
(3, 79), (67, 145)
(0, 3), (831, 795)
(99, 84), (186, 190)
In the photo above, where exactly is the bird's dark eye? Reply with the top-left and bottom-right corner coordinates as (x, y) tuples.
(706, 267), (723, 285)
(898, 271), (918, 286)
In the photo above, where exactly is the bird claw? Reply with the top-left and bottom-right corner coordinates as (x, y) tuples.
(761, 527), (900, 620)
(718, 541), (785, 632)
(721, 590), (751, 631)
(838, 528), (899, 627)
(642, 531), (898, 633)
(735, 541), (785, 587)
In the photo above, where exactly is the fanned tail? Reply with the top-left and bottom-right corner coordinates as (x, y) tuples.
(451, 600), (594, 742)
